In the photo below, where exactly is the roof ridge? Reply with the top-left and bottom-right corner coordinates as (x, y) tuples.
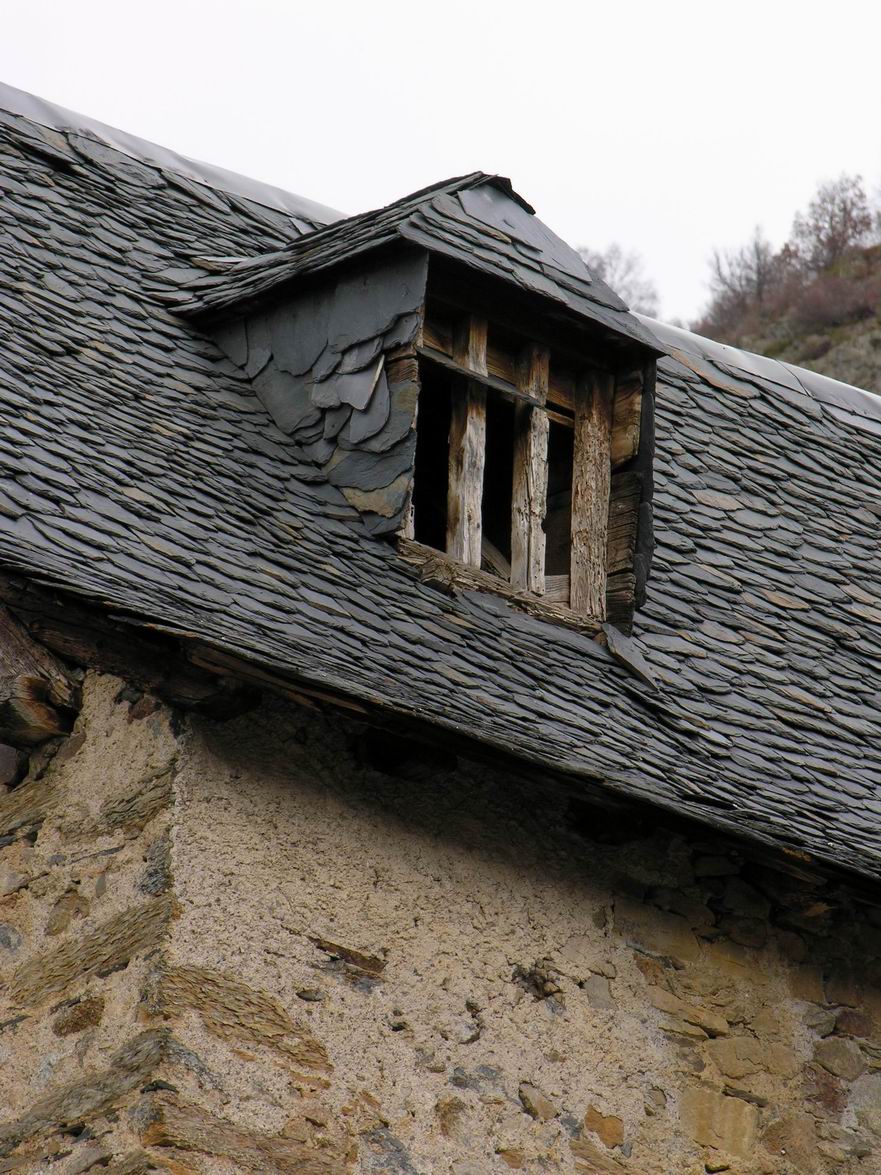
(0, 79), (345, 228)
(640, 314), (881, 433)
(201, 171), (496, 271)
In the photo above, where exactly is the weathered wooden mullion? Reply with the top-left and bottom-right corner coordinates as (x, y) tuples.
(511, 345), (550, 593)
(446, 316), (488, 567)
(570, 370), (612, 620)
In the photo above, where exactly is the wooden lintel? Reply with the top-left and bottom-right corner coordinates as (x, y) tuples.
(447, 316), (488, 567)
(425, 273), (620, 375)
(0, 605), (79, 745)
(511, 346), (550, 593)
(571, 370), (612, 620)
(418, 346), (550, 410)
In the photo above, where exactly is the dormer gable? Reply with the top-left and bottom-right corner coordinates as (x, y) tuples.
(175, 175), (661, 632)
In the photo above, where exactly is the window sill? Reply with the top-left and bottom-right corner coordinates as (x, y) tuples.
(396, 537), (602, 635)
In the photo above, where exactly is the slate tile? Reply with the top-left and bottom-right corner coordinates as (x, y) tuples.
(1, 106), (881, 883)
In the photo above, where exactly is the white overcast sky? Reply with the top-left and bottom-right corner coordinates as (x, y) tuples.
(2, 0), (879, 322)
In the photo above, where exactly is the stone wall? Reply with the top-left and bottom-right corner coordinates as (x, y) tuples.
(2, 672), (881, 1172)
(0, 674), (178, 1172)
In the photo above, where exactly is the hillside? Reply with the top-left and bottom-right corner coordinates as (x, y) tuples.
(693, 176), (881, 395)
(734, 245), (881, 394)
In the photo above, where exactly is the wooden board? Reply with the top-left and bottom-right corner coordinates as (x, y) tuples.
(543, 574), (570, 605)
(423, 315), (453, 356)
(570, 370), (612, 620)
(548, 363), (576, 413)
(606, 470), (641, 575)
(511, 346), (550, 593)
(447, 317), (488, 566)
(486, 338), (517, 386)
(611, 368), (642, 469)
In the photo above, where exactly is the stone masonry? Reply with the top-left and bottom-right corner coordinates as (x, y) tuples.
(1, 672), (881, 1172)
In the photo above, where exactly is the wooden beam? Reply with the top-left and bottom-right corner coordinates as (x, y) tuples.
(481, 536), (511, 579)
(446, 384), (486, 565)
(0, 605), (79, 745)
(398, 539), (600, 635)
(570, 370), (612, 620)
(0, 579), (252, 721)
(447, 316), (488, 566)
(511, 346), (550, 593)
(543, 574), (570, 605)
(400, 502), (415, 540)
(392, 349), (420, 542)
(452, 315), (489, 378)
(419, 346), (555, 411)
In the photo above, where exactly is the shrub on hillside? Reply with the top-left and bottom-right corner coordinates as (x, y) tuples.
(696, 174), (881, 343)
(797, 335), (833, 361)
(792, 273), (881, 330)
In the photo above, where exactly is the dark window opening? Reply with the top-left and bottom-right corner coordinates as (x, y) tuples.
(412, 354), (577, 594)
(544, 420), (574, 578)
(481, 393), (514, 577)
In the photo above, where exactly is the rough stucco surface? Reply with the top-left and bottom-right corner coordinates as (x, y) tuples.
(170, 696), (881, 1173)
(2, 673), (881, 1173)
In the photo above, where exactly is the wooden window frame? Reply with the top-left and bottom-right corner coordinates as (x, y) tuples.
(402, 310), (624, 629)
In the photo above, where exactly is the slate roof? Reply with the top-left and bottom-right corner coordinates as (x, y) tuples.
(169, 171), (659, 353)
(2, 85), (881, 881)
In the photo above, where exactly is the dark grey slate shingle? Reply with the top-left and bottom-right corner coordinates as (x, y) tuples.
(0, 92), (880, 883)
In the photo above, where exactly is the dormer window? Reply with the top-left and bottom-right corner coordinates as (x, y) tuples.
(180, 172), (659, 633)
(407, 305), (613, 619)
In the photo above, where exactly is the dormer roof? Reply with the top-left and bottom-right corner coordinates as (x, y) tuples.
(169, 173), (660, 355)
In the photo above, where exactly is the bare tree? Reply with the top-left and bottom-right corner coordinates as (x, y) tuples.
(790, 174), (875, 272)
(695, 172), (881, 341)
(709, 227), (780, 312)
(579, 244), (660, 316)
(696, 227), (802, 337)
